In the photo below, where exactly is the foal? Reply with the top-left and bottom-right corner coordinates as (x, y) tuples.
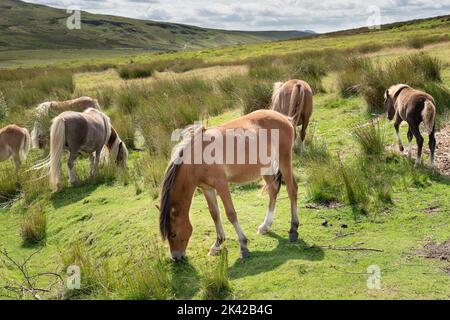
(385, 84), (436, 166)
(31, 97), (101, 149)
(0, 125), (31, 172)
(159, 110), (298, 260)
(272, 79), (313, 152)
(46, 108), (127, 192)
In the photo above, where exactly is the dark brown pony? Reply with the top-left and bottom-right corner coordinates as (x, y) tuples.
(159, 110), (298, 260)
(385, 84), (436, 166)
(272, 79), (313, 152)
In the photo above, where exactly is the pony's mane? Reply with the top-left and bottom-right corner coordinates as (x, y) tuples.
(159, 123), (204, 240)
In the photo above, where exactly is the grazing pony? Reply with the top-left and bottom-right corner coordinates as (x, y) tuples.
(159, 110), (298, 260)
(46, 108), (127, 192)
(272, 79), (313, 152)
(0, 125), (31, 172)
(31, 97), (101, 149)
(385, 84), (436, 166)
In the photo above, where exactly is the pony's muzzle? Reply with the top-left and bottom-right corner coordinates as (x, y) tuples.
(170, 250), (186, 261)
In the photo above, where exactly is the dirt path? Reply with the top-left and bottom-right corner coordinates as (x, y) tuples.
(388, 124), (450, 177)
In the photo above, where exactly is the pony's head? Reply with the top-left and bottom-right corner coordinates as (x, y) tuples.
(385, 84), (410, 120)
(31, 102), (53, 149)
(159, 159), (193, 261)
(105, 127), (128, 167)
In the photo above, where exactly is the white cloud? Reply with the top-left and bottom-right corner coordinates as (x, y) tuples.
(24, 0), (450, 32)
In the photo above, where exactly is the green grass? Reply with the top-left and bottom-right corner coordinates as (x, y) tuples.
(1, 16), (450, 300)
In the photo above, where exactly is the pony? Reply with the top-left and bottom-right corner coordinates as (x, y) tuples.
(45, 108), (127, 192)
(0, 125), (31, 173)
(385, 84), (436, 166)
(271, 79), (313, 153)
(159, 110), (298, 260)
(31, 97), (101, 149)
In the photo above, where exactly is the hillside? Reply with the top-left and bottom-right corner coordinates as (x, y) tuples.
(0, 0), (312, 51)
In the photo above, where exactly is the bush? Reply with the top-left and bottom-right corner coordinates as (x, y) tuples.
(241, 80), (273, 114)
(110, 112), (136, 149)
(360, 53), (442, 113)
(119, 65), (153, 80)
(407, 36), (426, 49)
(336, 57), (371, 97)
(352, 122), (386, 157)
(21, 204), (46, 246)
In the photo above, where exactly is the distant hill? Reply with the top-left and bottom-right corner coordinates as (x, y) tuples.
(0, 0), (313, 51)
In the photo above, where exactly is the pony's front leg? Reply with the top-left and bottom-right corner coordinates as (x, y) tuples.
(68, 152), (78, 186)
(202, 188), (226, 256)
(394, 115), (404, 152)
(90, 150), (101, 177)
(280, 163), (299, 242)
(258, 174), (281, 235)
(216, 183), (249, 259)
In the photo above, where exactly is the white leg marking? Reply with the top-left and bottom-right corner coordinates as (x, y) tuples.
(258, 209), (274, 234)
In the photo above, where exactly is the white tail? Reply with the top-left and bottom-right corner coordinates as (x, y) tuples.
(422, 100), (436, 135)
(19, 128), (31, 161)
(49, 116), (66, 191)
(288, 82), (306, 124)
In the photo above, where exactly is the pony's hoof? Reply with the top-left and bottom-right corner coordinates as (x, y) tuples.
(208, 247), (221, 256)
(240, 249), (250, 259)
(257, 225), (268, 235)
(289, 232), (298, 242)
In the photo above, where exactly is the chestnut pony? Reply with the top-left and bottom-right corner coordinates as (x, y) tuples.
(159, 110), (298, 260)
(0, 125), (31, 173)
(272, 80), (313, 152)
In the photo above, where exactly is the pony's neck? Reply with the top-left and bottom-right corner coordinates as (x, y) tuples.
(170, 166), (197, 217)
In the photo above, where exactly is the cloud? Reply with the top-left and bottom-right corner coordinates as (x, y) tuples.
(23, 0), (450, 32)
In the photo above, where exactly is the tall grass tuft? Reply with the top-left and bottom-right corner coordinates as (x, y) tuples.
(201, 248), (232, 300)
(352, 122), (386, 157)
(241, 81), (273, 114)
(359, 53), (442, 113)
(21, 204), (46, 246)
(119, 243), (174, 300)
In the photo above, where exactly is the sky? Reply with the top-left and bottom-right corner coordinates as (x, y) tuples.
(23, 0), (450, 33)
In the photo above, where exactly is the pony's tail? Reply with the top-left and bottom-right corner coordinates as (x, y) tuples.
(49, 116), (66, 192)
(422, 99), (436, 135)
(19, 128), (31, 161)
(288, 82), (305, 124)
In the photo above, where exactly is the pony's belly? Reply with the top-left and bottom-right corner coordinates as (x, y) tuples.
(224, 164), (265, 184)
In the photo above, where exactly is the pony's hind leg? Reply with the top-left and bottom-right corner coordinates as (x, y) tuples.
(429, 125), (436, 166)
(279, 161), (299, 242)
(300, 116), (310, 153)
(12, 152), (21, 175)
(258, 173), (281, 235)
(407, 128), (413, 159)
(202, 188), (226, 256)
(394, 115), (404, 152)
(216, 182), (249, 259)
(410, 123), (424, 166)
(68, 152), (78, 185)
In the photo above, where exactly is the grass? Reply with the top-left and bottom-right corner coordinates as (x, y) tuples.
(21, 204), (46, 246)
(1, 17), (450, 300)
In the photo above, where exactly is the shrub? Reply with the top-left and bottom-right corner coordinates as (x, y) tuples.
(21, 204), (46, 246)
(360, 53), (443, 113)
(116, 84), (143, 114)
(119, 65), (153, 80)
(110, 112), (136, 149)
(200, 248), (231, 300)
(0, 91), (8, 122)
(352, 122), (386, 157)
(407, 36), (426, 49)
(0, 162), (19, 205)
(336, 57), (371, 97)
(241, 80), (273, 114)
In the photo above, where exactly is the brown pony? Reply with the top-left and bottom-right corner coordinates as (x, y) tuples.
(272, 79), (313, 152)
(31, 97), (101, 149)
(159, 110), (298, 260)
(0, 125), (31, 172)
(385, 84), (436, 166)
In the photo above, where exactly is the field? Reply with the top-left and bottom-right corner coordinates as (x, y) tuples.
(0, 15), (450, 300)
